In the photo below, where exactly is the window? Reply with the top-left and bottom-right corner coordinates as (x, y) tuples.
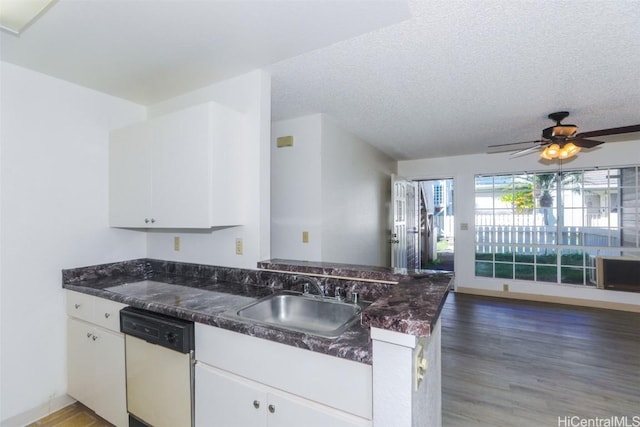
(433, 183), (443, 207)
(475, 167), (640, 286)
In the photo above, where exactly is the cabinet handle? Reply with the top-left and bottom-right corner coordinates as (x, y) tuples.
(268, 404), (275, 414)
(86, 332), (92, 338)
(104, 313), (111, 319)
(151, 218), (156, 224)
(145, 218), (150, 224)
(253, 400), (260, 409)
(75, 304), (81, 309)
(92, 335), (98, 341)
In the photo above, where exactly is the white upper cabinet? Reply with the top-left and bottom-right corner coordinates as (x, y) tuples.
(110, 122), (152, 227)
(109, 101), (246, 228)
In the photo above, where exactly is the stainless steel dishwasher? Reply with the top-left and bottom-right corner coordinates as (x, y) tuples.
(120, 307), (195, 427)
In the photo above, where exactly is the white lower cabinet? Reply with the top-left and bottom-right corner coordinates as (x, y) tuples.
(66, 291), (127, 427)
(196, 363), (370, 427)
(196, 364), (266, 426)
(194, 324), (372, 427)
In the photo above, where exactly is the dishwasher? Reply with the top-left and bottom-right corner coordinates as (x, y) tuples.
(120, 307), (195, 427)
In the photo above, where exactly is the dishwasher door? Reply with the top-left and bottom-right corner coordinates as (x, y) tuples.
(125, 335), (193, 427)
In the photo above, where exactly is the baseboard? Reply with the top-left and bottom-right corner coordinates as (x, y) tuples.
(455, 286), (640, 313)
(1, 395), (76, 427)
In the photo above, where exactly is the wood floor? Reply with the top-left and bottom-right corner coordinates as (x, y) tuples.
(33, 292), (639, 427)
(442, 292), (640, 426)
(28, 403), (112, 427)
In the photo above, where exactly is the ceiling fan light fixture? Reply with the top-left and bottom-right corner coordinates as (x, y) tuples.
(547, 143), (560, 156)
(491, 111), (640, 160)
(540, 149), (553, 160)
(564, 142), (581, 155)
(540, 141), (581, 161)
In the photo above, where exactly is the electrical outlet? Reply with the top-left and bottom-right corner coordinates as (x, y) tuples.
(235, 238), (243, 255)
(174, 236), (180, 251)
(302, 231), (309, 243)
(503, 284), (509, 292)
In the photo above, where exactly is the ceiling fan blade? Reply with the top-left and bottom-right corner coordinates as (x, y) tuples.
(487, 140), (545, 154)
(510, 144), (543, 158)
(576, 124), (640, 139)
(572, 138), (604, 149)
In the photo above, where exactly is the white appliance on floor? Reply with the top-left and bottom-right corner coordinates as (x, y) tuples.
(120, 307), (195, 427)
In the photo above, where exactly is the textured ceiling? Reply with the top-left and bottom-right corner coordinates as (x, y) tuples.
(2, 0), (639, 161)
(269, 0), (640, 160)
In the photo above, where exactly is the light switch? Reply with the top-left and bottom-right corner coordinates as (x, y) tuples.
(174, 236), (180, 251)
(302, 231), (309, 243)
(235, 238), (243, 255)
(460, 222), (469, 231)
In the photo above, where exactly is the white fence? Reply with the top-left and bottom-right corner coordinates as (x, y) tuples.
(475, 225), (618, 254)
(475, 212), (616, 228)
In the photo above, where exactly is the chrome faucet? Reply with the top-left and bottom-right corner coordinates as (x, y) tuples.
(302, 281), (325, 298)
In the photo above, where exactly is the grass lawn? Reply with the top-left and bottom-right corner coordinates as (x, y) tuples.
(475, 252), (588, 284)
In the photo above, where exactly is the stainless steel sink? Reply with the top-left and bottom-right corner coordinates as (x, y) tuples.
(224, 291), (363, 338)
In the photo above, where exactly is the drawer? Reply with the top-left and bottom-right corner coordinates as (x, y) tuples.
(94, 297), (127, 332)
(67, 291), (94, 323)
(66, 290), (127, 332)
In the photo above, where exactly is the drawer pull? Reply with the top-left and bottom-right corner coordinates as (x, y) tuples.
(104, 313), (111, 319)
(268, 404), (275, 414)
(74, 304), (81, 309)
(253, 400), (260, 409)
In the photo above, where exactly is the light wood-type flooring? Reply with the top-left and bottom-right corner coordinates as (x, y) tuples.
(28, 402), (112, 426)
(442, 292), (640, 426)
(32, 292), (640, 426)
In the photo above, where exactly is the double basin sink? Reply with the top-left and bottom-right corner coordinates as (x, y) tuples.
(224, 290), (365, 338)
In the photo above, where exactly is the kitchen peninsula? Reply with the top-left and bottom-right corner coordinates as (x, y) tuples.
(62, 258), (451, 427)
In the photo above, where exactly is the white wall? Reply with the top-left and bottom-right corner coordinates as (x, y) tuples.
(398, 139), (640, 307)
(145, 70), (271, 269)
(321, 115), (396, 266)
(271, 113), (396, 266)
(0, 62), (147, 423)
(271, 115), (323, 261)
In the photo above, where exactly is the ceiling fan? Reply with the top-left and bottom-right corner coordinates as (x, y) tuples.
(488, 111), (640, 160)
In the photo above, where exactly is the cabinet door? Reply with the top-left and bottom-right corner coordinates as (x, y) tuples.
(267, 393), (371, 427)
(151, 104), (212, 228)
(92, 329), (127, 427)
(68, 317), (127, 427)
(67, 318), (95, 405)
(208, 102), (245, 226)
(196, 363), (267, 427)
(109, 122), (152, 227)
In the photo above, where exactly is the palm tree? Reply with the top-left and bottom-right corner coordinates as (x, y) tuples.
(535, 172), (580, 226)
(500, 173), (581, 226)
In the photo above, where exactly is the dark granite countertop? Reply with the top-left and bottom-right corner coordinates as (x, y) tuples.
(259, 259), (453, 337)
(62, 259), (452, 365)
